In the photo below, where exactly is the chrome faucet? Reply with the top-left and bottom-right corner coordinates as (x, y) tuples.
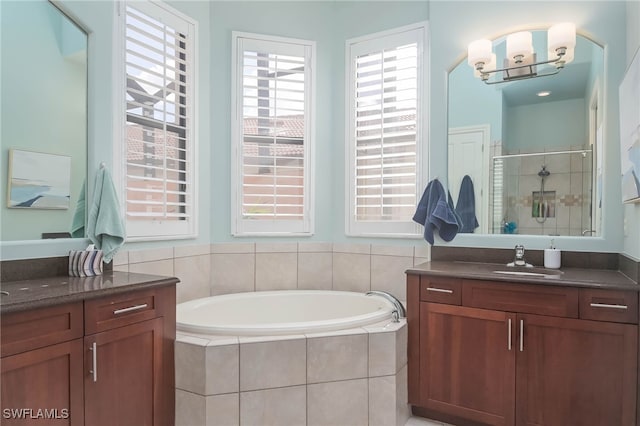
(365, 290), (406, 322)
(507, 244), (533, 268)
(582, 229), (596, 236)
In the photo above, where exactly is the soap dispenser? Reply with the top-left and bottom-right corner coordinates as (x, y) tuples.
(544, 239), (561, 269)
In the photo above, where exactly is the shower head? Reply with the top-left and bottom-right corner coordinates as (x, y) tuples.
(538, 165), (550, 178)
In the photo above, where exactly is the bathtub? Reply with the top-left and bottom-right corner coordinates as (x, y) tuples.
(176, 290), (396, 335)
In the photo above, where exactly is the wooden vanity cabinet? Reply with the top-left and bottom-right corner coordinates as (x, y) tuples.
(516, 313), (637, 426)
(83, 286), (175, 426)
(1, 285), (176, 426)
(407, 274), (639, 426)
(1, 303), (85, 425)
(419, 303), (516, 425)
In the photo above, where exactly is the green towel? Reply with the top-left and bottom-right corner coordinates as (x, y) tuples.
(69, 179), (86, 238)
(87, 167), (125, 263)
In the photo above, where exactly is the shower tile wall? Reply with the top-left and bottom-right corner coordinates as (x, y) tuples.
(113, 242), (430, 304)
(499, 145), (592, 236)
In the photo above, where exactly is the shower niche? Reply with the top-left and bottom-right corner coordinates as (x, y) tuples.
(531, 190), (556, 218)
(491, 149), (593, 236)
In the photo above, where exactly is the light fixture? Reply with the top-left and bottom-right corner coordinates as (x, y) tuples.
(537, 90), (552, 97)
(468, 23), (576, 85)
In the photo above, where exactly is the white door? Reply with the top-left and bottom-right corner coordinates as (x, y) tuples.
(448, 125), (490, 234)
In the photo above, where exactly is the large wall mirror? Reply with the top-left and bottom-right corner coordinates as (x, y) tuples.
(448, 29), (604, 238)
(0, 0), (88, 242)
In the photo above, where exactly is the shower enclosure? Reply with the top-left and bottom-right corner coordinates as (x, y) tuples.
(491, 149), (593, 236)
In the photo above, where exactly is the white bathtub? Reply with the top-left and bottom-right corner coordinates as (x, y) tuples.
(176, 290), (396, 335)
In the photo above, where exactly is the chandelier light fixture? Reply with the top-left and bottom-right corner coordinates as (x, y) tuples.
(467, 23), (576, 85)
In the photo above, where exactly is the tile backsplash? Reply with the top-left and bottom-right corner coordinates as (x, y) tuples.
(113, 243), (431, 304)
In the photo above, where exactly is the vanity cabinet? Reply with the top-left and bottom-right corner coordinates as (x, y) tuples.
(1, 285), (176, 426)
(1, 303), (85, 425)
(83, 287), (174, 426)
(407, 273), (639, 426)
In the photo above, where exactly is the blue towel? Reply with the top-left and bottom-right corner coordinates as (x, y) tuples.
(69, 179), (86, 238)
(413, 179), (460, 244)
(455, 175), (479, 233)
(87, 167), (125, 263)
(448, 190), (464, 231)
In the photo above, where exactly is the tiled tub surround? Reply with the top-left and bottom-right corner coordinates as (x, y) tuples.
(174, 320), (409, 426)
(112, 243), (430, 305)
(111, 243), (421, 425)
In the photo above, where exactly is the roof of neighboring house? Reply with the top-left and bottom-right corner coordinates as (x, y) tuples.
(126, 116), (306, 162)
(243, 115), (305, 139)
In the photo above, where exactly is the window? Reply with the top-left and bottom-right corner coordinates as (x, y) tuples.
(346, 23), (427, 237)
(119, 1), (197, 240)
(231, 32), (315, 236)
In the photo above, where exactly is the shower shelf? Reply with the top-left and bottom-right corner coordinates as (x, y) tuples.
(532, 190), (556, 218)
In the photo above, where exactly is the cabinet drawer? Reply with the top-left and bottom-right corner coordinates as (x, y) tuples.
(420, 277), (462, 305)
(1, 302), (83, 357)
(85, 289), (158, 334)
(579, 289), (638, 324)
(462, 280), (579, 318)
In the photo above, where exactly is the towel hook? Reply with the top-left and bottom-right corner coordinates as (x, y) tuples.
(99, 162), (106, 169)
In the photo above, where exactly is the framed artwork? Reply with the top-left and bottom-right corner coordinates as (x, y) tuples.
(619, 46), (640, 203)
(7, 149), (71, 209)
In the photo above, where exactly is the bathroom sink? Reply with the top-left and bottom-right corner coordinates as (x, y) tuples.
(492, 268), (563, 278)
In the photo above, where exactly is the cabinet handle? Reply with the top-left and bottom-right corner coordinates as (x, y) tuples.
(89, 342), (97, 382)
(590, 303), (628, 310)
(113, 303), (148, 315)
(507, 319), (512, 351)
(519, 319), (524, 352)
(426, 287), (453, 294)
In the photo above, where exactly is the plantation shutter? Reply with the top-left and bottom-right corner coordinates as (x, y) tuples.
(124, 2), (195, 238)
(347, 26), (425, 236)
(492, 157), (504, 233)
(233, 35), (314, 235)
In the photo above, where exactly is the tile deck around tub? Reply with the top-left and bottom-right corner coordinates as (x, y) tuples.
(175, 319), (409, 426)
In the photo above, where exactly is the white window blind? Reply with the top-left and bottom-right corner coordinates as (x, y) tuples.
(122, 2), (196, 240)
(231, 33), (315, 235)
(346, 24), (426, 236)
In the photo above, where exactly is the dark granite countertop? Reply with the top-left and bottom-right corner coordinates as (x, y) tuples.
(407, 261), (639, 291)
(0, 271), (180, 314)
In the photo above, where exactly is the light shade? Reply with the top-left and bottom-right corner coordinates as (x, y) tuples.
(548, 23), (576, 53)
(467, 39), (493, 68)
(548, 22), (576, 64)
(506, 31), (533, 61)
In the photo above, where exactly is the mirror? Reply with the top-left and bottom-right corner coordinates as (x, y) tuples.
(0, 0), (87, 241)
(448, 30), (604, 237)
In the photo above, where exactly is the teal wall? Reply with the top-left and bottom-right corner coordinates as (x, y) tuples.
(448, 62), (503, 147)
(0, 1), (86, 241)
(505, 98), (586, 153)
(1, 0), (634, 260)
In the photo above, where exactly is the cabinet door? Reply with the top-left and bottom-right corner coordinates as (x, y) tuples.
(1, 339), (84, 426)
(516, 314), (638, 426)
(419, 303), (516, 426)
(84, 318), (164, 426)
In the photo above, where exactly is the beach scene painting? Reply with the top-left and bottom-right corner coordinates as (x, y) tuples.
(619, 47), (640, 203)
(7, 149), (71, 209)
